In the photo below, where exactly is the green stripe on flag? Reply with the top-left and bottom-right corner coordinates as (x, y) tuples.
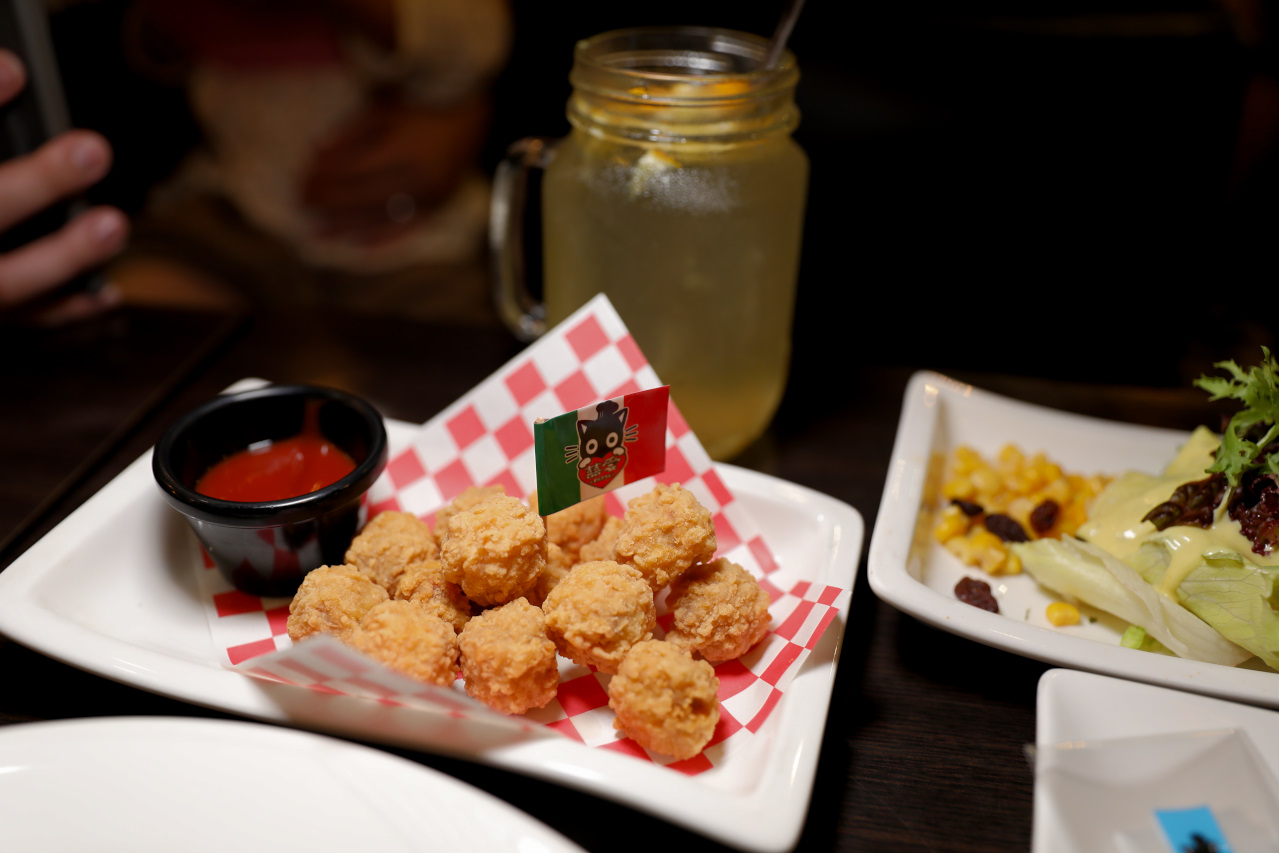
(534, 410), (583, 515)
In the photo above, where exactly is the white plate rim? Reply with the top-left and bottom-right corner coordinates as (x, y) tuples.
(0, 419), (863, 853)
(0, 714), (588, 852)
(1033, 668), (1279, 853)
(867, 370), (1279, 709)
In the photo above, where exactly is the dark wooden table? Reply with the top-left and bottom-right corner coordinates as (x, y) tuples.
(0, 303), (1224, 852)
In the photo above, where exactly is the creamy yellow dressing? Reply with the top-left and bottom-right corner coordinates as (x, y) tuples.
(1078, 426), (1279, 597)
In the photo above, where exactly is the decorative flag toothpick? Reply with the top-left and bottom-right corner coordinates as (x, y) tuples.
(534, 386), (670, 515)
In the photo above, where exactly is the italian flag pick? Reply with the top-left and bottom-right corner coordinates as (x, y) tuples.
(533, 386), (669, 516)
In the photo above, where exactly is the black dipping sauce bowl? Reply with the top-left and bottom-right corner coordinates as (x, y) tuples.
(152, 385), (388, 597)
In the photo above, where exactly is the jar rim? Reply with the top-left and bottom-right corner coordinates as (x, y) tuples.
(571, 25), (799, 100)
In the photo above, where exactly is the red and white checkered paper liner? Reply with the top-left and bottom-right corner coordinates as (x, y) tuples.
(198, 294), (850, 771)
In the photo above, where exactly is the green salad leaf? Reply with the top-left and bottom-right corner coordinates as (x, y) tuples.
(1195, 347), (1279, 489)
(1178, 555), (1279, 671)
(1012, 537), (1252, 666)
(1119, 625), (1174, 655)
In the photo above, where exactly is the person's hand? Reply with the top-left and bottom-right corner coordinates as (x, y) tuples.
(300, 94), (490, 246)
(0, 49), (128, 323)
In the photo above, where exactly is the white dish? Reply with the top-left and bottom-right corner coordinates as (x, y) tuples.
(0, 716), (586, 852)
(867, 370), (1279, 709)
(1034, 669), (1279, 853)
(0, 419), (862, 853)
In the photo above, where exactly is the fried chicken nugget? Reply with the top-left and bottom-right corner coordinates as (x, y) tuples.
(579, 515), (623, 564)
(457, 598), (559, 714)
(345, 510), (438, 592)
(665, 558), (772, 662)
(608, 639), (720, 760)
(527, 542), (575, 608)
(393, 558), (472, 633)
(433, 484), (506, 547)
(542, 560), (655, 674)
(349, 600), (459, 686)
(531, 493), (610, 563)
(287, 564), (389, 643)
(613, 484), (717, 591)
(441, 494), (546, 607)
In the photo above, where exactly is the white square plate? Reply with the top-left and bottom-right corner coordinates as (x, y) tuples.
(0, 418), (862, 853)
(1034, 669), (1279, 853)
(867, 370), (1279, 709)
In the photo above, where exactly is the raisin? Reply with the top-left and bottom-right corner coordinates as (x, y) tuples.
(951, 498), (983, 517)
(1228, 471), (1279, 557)
(1143, 474), (1227, 531)
(955, 577), (999, 613)
(1029, 500), (1059, 535)
(984, 513), (1029, 543)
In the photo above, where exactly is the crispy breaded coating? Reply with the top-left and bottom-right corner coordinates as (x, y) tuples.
(613, 484), (717, 591)
(608, 639), (720, 760)
(542, 560), (655, 674)
(349, 600), (459, 686)
(392, 558), (472, 633)
(532, 493), (609, 563)
(526, 542), (575, 607)
(578, 515), (623, 564)
(457, 598), (559, 714)
(433, 484), (506, 547)
(441, 494), (546, 607)
(665, 558), (772, 661)
(345, 510), (438, 592)
(287, 564), (389, 643)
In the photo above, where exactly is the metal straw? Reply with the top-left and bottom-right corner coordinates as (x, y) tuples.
(762, 0), (807, 69)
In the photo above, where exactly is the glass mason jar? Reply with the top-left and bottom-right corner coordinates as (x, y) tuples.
(493, 26), (808, 461)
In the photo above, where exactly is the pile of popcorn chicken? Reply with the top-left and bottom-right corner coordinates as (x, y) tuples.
(287, 482), (773, 760)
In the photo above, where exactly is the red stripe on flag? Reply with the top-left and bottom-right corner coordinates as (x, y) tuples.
(621, 387), (668, 484)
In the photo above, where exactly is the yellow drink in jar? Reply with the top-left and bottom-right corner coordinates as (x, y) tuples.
(538, 30), (809, 460)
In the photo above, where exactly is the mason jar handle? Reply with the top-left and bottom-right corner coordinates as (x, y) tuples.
(490, 136), (560, 342)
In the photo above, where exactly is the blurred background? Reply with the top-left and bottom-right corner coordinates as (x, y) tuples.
(44, 0), (1276, 388)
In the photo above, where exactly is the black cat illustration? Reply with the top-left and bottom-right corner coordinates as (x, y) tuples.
(564, 400), (638, 488)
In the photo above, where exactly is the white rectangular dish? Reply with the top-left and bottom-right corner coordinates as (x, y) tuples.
(0, 418), (862, 853)
(1034, 669), (1279, 853)
(867, 370), (1279, 709)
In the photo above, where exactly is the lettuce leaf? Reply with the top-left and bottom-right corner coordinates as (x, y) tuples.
(1178, 556), (1279, 670)
(1013, 537), (1252, 666)
(1120, 625), (1174, 655)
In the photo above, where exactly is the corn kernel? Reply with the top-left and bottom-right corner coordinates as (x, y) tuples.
(953, 446), (982, 475)
(998, 443), (1024, 473)
(942, 476), (976, 502)
(971, 466), (1001, 496)
(1007, 496), (1036, 530)
(1046, 602), (1081, 626)
(979, 549), (1007, 575)
(969, 529), (1002, 551)
(1042, 478), (1071, 505)
(933, 505), (969, 542)
(944, 537), (974, 564)
(1005, 551), (1023, 575)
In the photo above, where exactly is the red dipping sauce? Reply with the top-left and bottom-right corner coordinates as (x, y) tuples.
(196, 434), (356, 502)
